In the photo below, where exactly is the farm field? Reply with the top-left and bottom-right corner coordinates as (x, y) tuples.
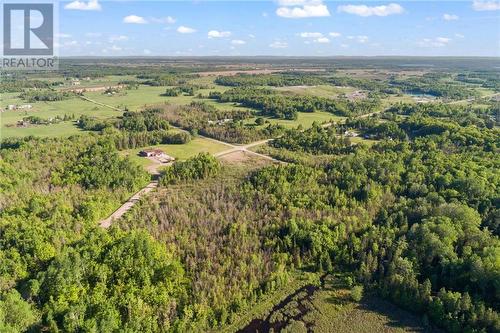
(0, 94), (119, 138)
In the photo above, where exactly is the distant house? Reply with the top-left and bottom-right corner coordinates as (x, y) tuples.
(139, 149), (175, 163)
(139, 149), (164, 157)
(7, 104), (16, 110)
(344, 130), (359, 137)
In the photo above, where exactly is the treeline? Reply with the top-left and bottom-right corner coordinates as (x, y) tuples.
(163, 85), (198, 96)
(138, 74), (189, 86)
(271, 123), (353, 155)
(78, 108), (170, 132)
(21, 114), (75, 126)
(0, 79), (51, 92)
(77, 115), (190, 150)
(19, 90), (73, 102)
(111, 130), (191, 150)
(343, 110), (499, 151)
(159, 153), (220, 185)
(214, 73), (325, 87)
(153, 102), (286, 143)
(456, 72), (500, 91)
(389, 77), (480, 100)
(209, 87), (381, 119)
(387, 102), (498, 128)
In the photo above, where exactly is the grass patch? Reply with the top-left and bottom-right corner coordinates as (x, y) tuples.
(120, 136), (232, 169)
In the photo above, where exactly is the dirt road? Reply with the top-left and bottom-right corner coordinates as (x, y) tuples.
(99, 181), (159, 228)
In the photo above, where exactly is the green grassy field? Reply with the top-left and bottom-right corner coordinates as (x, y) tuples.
(302, 276), (440, 333)
(225, 274), (439, 333)
(0, 93), (120, 138)
(120, 136), (232, 168)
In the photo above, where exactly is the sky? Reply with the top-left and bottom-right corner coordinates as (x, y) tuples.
(55, 0), (500, 57)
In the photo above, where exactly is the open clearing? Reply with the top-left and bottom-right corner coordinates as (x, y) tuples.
(233, 275), (440, 333)
(120, 136), (231, 169)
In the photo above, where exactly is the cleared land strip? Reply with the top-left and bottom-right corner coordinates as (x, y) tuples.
(77, 95), (123, 111)
(99, 181), (159, 228)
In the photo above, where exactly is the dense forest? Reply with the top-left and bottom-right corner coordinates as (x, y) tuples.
(114, 104), (498, 332)
(214, 73), (325, 87)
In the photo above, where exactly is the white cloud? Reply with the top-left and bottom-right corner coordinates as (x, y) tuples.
(276, 0), (330, 18)
(109, 35), (129, 42)
(177, 26), (196, 34)
(348, 35), (369, 43)
(64, 40), (78, 47)
(151, 16), (176, 24)
(418, 37), (452, 47)
(314, 37), (330, 43)
(299, 32), (323, 38)
(56, 33), (72, 38)
(248, 34), (256, 38)
(143, 49), (152, 55)
(269, 41), (288, 48)
(85, 32), (102, 38)
(338, 3), (404, 17)
(123, 15), (148, 24)
(455, 33), (465, 38)
(436, 37), (451, 43)
(65, 0), (101, 11)
(329, 32), (341, 38)
(208, 30), (232, 38)
(231, 39), (246, 45)
(472, 0), (500, 11)
(443, 13), (459, 20)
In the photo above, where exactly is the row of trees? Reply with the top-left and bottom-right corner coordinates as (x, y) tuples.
(214, 73), (325, 87)
(19, 90), (73, 102)
(389, 77), (481, 100)
(209, 87), (381, 119)
(153, 102), (286, 143)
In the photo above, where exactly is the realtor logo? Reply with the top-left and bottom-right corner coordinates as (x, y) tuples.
(2, 1), (58, 70)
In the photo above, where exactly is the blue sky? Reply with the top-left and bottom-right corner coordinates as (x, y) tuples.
(56, 0), (500, 56)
